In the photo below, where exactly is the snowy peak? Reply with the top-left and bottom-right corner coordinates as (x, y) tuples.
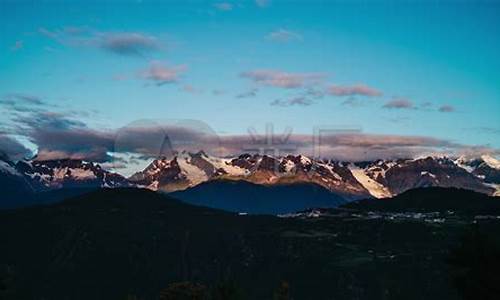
(2, 153), (499, 199)
(481, 155), (500, 170)
(129, 153), (368, 197)
(129, 152), (250, 192)
(14, 159), (130, 190)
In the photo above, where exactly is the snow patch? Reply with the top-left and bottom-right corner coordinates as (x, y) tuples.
(300, 155), (312, 165)
(481, 155), (500, 170)
(421, 171), (436, 179)
(147, 180), (159, 191)
(178, 156), (208, 186)
(283, 159), (296, 173)
(454, 156), (475, 173)
(484, 183), (500, 197)
(349, 165), (392, 198)
(320, 162), (342, 180)
(205, 156), (249, 176)
(68, 168), (97, 180)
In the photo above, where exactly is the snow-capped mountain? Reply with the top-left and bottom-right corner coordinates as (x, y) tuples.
(14, 158), (130, 191)
(128, 151), (369, 198)
(129, 152), (500, 198)
(454, 155), (500, 196)
(352, 156), (496, 197)
(1, 153), (499, 202)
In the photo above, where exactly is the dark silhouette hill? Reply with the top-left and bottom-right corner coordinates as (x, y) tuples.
(170, 180), (347, 214)
(343, 187), (500, 215)
(1, 188), (500, 299)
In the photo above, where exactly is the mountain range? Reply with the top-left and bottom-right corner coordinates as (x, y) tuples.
(1, 151), (500, 210)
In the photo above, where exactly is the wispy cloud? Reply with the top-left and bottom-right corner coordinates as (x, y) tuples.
(214, 2), (233, 11)
(327, 84), (382, 97)
(0, 135), (32, 160)
(38, 27), (59, 39)
(382, 98), (415, 110)
(99, 32), (160, 56)
(38, 27), (162, 56)
(304, 88), (324, 99)
(341, 97), (364, 107)
(236, 88), (258, 98)
(255, 0), (270, 7)
(1, 93), (46, 107)
(140, 61), (186, 86)
(439, 105), (455, 113)
(212, 89), (225, 96)
(3, 112), (497, 166)
(270, 96), (314, 107)
(266, 29), (302, 43)
(240, 70), (325, 89)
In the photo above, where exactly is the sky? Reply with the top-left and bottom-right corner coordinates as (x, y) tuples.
(0, 0), (499, 171)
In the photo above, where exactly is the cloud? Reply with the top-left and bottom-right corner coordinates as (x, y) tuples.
(214, 2), (233, 11)
(382, 98), (415, 109)
(10, 40), (23, 51)
(240, 70), (325, 89)
(140, 61), (186, 85)
(9, 111), (113, 162)
(14, 111), (87, 131)
(266, 29), (302, 43)
(420, 102), (433, 109)
(341, 97), (364, 107)
(327, 84), (382, 97)
(212, 89), (225, 96)
(38, 27), (59, 39)
(33, 128), (114, 162)
(99, 32), (160, 56)
(270, 96), (314, 107)
(63, 26), (90, 35)
(439, 105), (455, 113)
(0, 93), (46, 107)
(236, 88), (258, 98)
(0, 135), (32, 161)
(255, 0), (270, 7)
(5, 111), (497, 169)
(1, 96), (96, 149)
(38, 27), (162, 56)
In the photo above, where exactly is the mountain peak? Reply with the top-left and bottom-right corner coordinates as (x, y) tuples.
(481, 155), (500, 170)
(3, 153), (499, 199)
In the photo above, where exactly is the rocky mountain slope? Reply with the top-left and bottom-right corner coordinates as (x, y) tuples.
(129, 152), (500, 198)
(1, 153), (499, 209)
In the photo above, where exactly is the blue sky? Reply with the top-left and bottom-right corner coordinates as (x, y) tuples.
(0, 0), (499, 163)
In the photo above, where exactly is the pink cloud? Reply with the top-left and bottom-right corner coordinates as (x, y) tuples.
(240, 70), (325, 89)
(140, 61), (186, 85)
(327, 84), (382, 97)
(383, 98), (415, 109)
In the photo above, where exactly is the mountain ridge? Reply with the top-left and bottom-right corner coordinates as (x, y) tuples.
(1, 153), (499, 209)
